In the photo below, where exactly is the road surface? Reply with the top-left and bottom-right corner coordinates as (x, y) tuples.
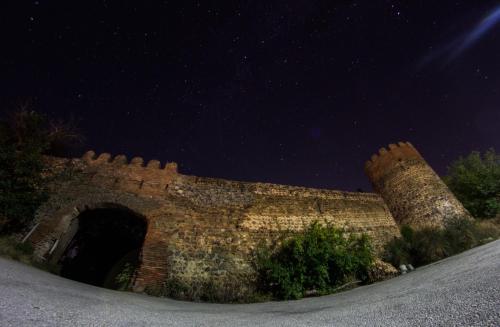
(1, 240), (499, 326)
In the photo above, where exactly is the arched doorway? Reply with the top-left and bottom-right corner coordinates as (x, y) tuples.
(58, 206), (147, 290)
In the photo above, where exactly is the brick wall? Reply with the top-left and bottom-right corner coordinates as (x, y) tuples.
(28, 151), (400, 292)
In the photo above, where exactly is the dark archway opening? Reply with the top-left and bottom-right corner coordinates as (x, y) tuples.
(59, 207), (147, 289)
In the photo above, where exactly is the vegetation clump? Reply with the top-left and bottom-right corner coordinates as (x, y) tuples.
(384, 216), (500, 268)
(255, 221), (374, 300)
(145, 273), (262, 303)
(113, 263), (136, 291)
(444, 149), (500, 219)
(145, 222), (375, 303)
(0, 107), (83, 234)
(0, 235), (34, 263)
(0, 111), (48, 233)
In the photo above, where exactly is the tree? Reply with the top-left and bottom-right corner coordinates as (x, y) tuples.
(0, 110), (48, 233)
(2, 104), (84, 157)
(443, 149), (500, 218)
(0, 106), (84, 233)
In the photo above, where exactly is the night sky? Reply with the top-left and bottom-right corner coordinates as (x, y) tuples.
(1, 1), (500, 191)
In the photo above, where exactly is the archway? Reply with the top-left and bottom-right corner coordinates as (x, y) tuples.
(58, 206), (147, 290)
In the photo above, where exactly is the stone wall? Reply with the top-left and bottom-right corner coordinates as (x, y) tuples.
(168, 174), (399, 252)
(28, 151), (400, 292)
(364, 142), (471, 228)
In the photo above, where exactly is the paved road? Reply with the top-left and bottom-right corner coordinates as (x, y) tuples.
(1, 241), (499, 327)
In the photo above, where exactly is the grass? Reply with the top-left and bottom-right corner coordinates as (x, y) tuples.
(0, 235), (35, 264)
(0, 235), (60, 273)
(383, 216), (500, 268)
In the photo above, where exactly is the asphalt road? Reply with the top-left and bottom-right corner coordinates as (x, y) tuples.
(1, 240), (499, 327)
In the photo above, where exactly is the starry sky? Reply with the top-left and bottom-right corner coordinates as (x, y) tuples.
(1, 1), (500, 191)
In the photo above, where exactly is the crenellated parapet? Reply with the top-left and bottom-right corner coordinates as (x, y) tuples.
(81, 150), (178, 172)
(71, 150), (179, 196)
(365, 141), (470, 228)
(364, 142), (423, 183)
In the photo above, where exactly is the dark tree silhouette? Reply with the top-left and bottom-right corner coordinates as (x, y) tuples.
(0, 103), (84, 233)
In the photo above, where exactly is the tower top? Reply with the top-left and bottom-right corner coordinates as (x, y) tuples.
(364, 141), (424, 183)
(364, 141), (470, 228)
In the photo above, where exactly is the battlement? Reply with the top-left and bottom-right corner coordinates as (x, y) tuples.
(29, 141), (470, 294)
(364, 141), (470, 228)
(82, 150), (178, 172)
(44, 150), (182, 197)
(364, 141), (424, 183)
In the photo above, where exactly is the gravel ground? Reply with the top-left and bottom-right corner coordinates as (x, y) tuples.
(1, 240), (499, 327)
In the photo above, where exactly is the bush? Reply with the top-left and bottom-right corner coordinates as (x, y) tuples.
(474, 219), (500, 243)
(408, 227), (447, 266)
(442, 217), (477, 255)
(443, 149), (500, 218)
(113, 263), (135, 291)
(384, 216), (500, 268)
(255, 221), (375, 300)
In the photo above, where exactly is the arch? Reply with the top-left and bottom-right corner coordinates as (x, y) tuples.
(29, 197), (170, 292)
(54, 204), (148, 290)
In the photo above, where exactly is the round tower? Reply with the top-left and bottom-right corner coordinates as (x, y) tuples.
(364, 142), (470, 228)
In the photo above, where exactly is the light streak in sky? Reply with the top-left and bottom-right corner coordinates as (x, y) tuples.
(419, 5), (500, 67)
(450, 5), (500, 60)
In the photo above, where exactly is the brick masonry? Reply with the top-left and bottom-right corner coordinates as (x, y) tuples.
(26, 141), (468, 292)
(364, 142), (471, 228)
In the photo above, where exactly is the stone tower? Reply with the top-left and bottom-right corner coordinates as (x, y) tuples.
(364, 142), (470, 228)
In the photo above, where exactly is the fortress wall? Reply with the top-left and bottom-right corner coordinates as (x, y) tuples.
(26, 142), (473, 293)
(365, 142), (471, 228)
(30, 152), (400, 292)
(135, 174), (400, 290)
(166, 174), (400, 253)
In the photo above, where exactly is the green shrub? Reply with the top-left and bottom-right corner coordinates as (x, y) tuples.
(443, 149), (500, 218)
(255, 221), (374, 300)
(113, 263), (135, 291)
(384, 216), (500, 268)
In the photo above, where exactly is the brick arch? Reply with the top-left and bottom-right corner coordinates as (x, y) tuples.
(28, 200), (167, 291)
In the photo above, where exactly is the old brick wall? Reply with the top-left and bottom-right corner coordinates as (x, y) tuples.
(159, 174), (400, 293)
(28, 150), (400, 293)
(364, 142), (471, 228)
(168, 174), (399, 252)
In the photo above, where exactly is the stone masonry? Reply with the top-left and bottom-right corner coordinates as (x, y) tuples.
(26, 141), (469, 292)
(364, 142), (470, 228)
